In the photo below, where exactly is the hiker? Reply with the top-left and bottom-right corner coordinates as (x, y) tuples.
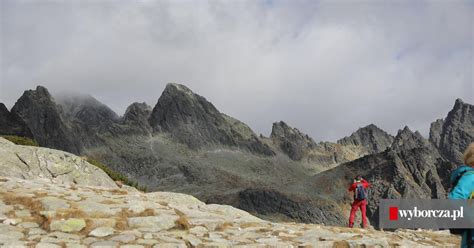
(348, 175), (370, 228)
(448, 143), (474, 248)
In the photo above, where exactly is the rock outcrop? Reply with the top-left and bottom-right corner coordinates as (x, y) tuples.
(391, 126), (432, 151)
(0, 176), (460, 247)
(430, 99), (474, 164)
(149, 83), (274, 155)
(338, 124), (394, 154)
(0, 103), (33, 138)
(0, 138), (116, 188)
(270, 121), (316, 160)
(10, 86), (80, 154)
(429, 119), (444, 148)
(122, 102), (152, 133)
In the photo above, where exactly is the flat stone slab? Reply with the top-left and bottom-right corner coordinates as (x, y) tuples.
(90, 241), (119, 247)
(0, 230), (24, 241)
(89, 227), (115, 237)
(41, 196), (70, 211)
(127, 215), (179, 231)
(50, 218), (86, 233)
(110, 234), (136, 243)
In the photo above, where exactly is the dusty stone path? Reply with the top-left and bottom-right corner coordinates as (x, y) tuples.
(0, 176), (460, 247)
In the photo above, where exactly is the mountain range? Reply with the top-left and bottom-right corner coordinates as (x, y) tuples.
(1, 84), (472, 227)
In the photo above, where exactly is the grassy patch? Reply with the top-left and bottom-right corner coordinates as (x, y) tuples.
(85, 158), (148, 192)
(118, 208), (155, 219)
(0, 192), (46, 227)
(175, 215), (191, 230)
(1, 192), (43, 213)
(1, 135), (39, 147)
(55, 208), (87, 219)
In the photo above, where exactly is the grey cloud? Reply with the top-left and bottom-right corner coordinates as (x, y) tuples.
(1, 0), (473, 141)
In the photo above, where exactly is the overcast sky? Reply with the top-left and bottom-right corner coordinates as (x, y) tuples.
(1, 0), (473, 141)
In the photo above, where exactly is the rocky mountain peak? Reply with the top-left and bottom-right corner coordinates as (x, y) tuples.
(148, 83), (227, 146)
(10, 86), (80, 154)
(15, 85), (54, 105)
(391, 126), (430, 151)
(149, 83), (274, 155)
(0, 103), (33, 138)
(337, 124), (394, 154)
(149, 83), (221, 132)
(33, 85), (51, 97)
(430, 98), (473, 164)
(454, 98), (465, 109)
(0, 103), (8, 113)
(167, 82), (195, 94)
(123, 102), (152, 123)
(151, 83), (200, 111)
(270, 121), (315, 144)
(122, 102), (153, 133)
(55, 93), (119, 126)
(270, 121), (316, 160)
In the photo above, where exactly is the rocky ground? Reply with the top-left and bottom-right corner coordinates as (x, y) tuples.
(0, 176), (460, 248)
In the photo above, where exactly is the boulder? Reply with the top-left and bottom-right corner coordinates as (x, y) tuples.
(0, 138), (117, 188)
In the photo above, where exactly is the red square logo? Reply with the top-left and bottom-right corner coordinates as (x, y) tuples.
(389, 207), (398, 221)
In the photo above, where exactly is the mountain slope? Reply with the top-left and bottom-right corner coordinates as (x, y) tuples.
(306, 127), (455, 227)
(0, 103), (33, 138)
(1, 84), (471, 226)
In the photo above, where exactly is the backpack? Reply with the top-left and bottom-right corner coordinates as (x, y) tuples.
(354, 183), (366, 200)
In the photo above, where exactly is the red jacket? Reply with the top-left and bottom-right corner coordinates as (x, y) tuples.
(348, 179), (370, 192)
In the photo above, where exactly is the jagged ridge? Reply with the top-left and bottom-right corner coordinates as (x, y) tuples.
(0, 84), (472, 226)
